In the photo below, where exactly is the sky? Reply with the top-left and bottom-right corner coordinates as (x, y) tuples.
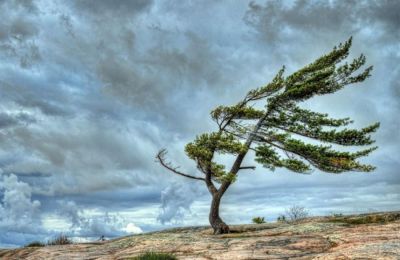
(0, 0), (399, 248)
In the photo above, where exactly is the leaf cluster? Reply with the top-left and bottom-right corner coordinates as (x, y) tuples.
(185, 132), (246, 182)
(206, 37), (379, 175)
(252, 216), (266, 224)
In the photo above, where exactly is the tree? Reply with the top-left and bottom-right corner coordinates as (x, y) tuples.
(157, 38), (379, 234)
(285, 205), (309, 222)
(252, 216), (266, 224)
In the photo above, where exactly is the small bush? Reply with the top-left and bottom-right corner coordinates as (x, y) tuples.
(47, 234), (73, 246)
(252, 217), (266, 224)
(131, 252), (177, 260)
(25, 241), (45, 247)
(277, 214), (286, 222)
(332, 213), (343, 217)
(285, 205), (309, 222)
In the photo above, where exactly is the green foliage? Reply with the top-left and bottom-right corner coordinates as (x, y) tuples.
(185, 132), (246, 182)
(211, 105), (264, 122)
(186, 37), (379, 180)
(252, 216), (266, 224)
(216, 171), (237, 183)
(273, 38), (372, 106)
(25, 241), (45, 247)
(265, 108), (379, 146)
(255, 145), (311, 173)
(130, 252), (177, 260)
(277, 215), (286, 222)
(185, 132), (246, 162)
(246, 67), (285, 101)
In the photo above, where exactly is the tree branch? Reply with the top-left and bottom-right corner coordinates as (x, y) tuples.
(205, 169), (218, 195)
(266, 124), (324, 142)
(257, 137), (318, 169)
(198, 161), (218, 195)
(219, 111), (273, 195)
(156, 149), (205, 181)
(239, 166), (256, 170)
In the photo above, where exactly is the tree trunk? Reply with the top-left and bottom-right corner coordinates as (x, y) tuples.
(209, 194), (230, 234)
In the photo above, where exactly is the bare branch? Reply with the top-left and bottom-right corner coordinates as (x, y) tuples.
(156, 149), (205, 181)
(239, 166), (256, 170)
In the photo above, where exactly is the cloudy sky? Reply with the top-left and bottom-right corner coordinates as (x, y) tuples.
(0, 0), (399, 248)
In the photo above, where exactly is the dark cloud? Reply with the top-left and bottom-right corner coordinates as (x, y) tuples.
(245, 0), (400, 44)
(98, 31), (227, 112)
(0, 80), (73, 117)
(0, 112), (35, 128)
(71, 0), (153, 16)
(9, 0), (38, 13)
(0, 0), (41, 68)
(1, 117), (162, 195)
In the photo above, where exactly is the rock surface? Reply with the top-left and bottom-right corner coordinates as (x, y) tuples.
(1, 211), (400, 259)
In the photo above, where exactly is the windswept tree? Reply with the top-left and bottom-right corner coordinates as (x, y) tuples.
(157, 38), (379, 234)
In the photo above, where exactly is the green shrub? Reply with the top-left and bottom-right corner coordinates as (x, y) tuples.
(277, 214), (286, 222)
(130, 252), (177, 260)
(47, 234), (73, 246)
(25, 241), (45, 247)
(252, 216), (266, 224)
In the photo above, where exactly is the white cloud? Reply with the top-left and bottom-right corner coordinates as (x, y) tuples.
(157, 182), (205, 224)
(123, 223), (143, 234)
(0, 174), (41, 231)
(57, 200), (143, 239)
(0, 173), (45, 248)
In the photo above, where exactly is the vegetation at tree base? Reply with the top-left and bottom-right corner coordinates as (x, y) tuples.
(252, 216), (266, 224)
(130, 252), (177, 260)
(157, 38), (379, 234)
(285, 205), (309, 222)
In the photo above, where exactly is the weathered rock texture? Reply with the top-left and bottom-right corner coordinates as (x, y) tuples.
(1, 211), (399, 259)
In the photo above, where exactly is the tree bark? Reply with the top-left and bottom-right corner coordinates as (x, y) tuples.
(208, 110), (273, 235)
(209, 193), (230, 234)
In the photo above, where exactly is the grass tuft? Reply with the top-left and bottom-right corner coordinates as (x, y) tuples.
(130, 251), (177, 260)
(25, 241), (45, 247)
(47, 234), (73, 246)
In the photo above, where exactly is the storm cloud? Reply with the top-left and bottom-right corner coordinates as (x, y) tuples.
(0, 0), (399, 247)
